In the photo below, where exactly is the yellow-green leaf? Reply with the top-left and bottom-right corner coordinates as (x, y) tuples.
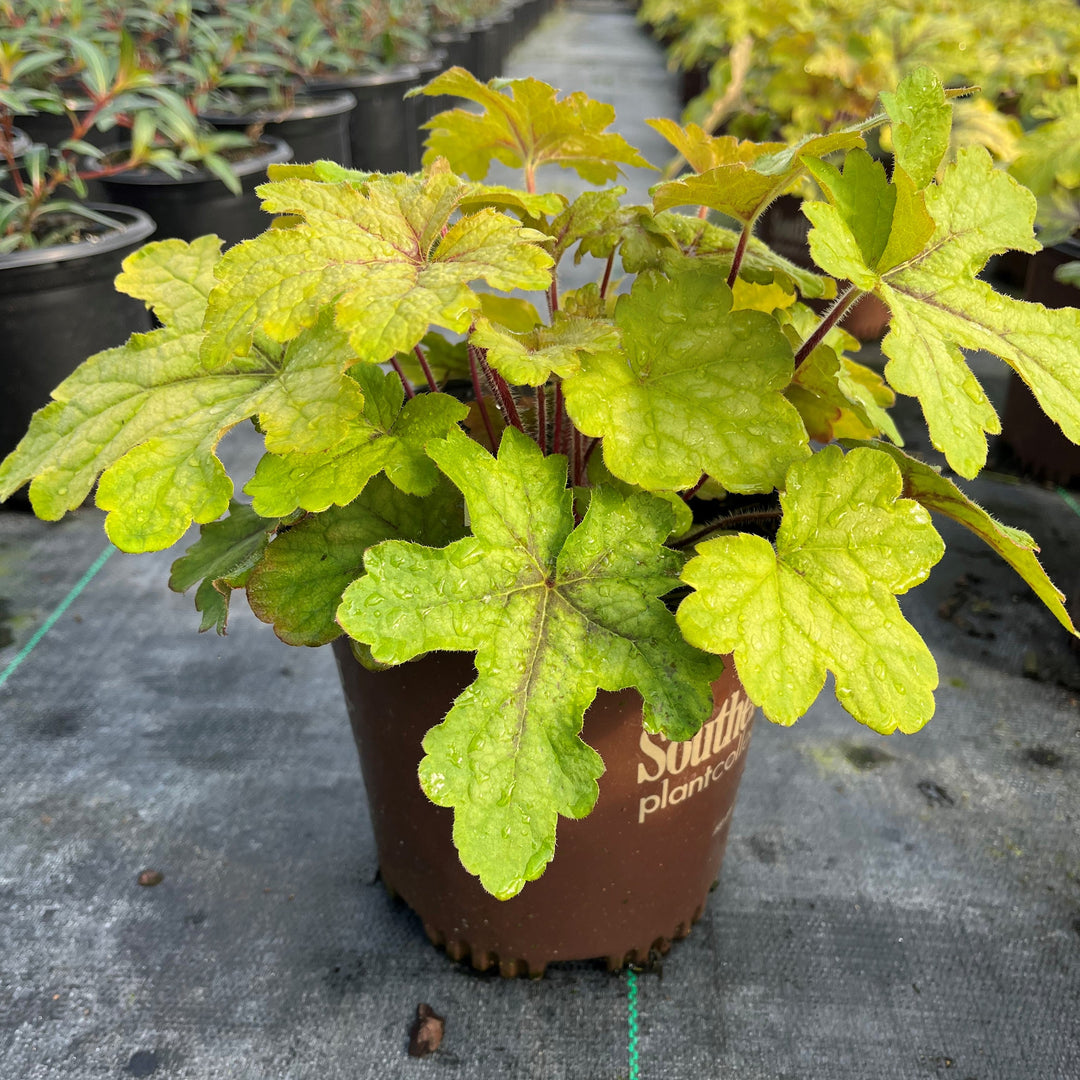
(201, 160), (553, 366)
(847, 441), (1077, 636)
(678, 446), (944, 733)
(414, 67), (653, 185)
(337, 427), (720, 897)
(471, 311), (620, 387)
(563, 266), (809, 493)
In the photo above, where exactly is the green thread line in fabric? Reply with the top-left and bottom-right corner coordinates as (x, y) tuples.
(1058, 486), (1080, 521)
(0, 545), (114, 690)
(627, 968), (640, 1080)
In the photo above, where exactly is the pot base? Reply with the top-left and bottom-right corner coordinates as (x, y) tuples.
(413, 897), (706, 978)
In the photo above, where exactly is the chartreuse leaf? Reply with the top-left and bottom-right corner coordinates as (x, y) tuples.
(246, 475), (465, 646)
(645, 120), (785, 175)
(201, 159), (553, 366)
(115, 234), (222, 332)
(459, 184), (565, 218)
(478, 293), (542, 333)
(650, 126), (869, 225)
(731, 278), (799, 314)
(470, 311), (620, 386)
(678, 446), (945, 733)
(413, 67), (652, 186)
(879, 66), (953, 190)
(0, 240), (365, 551)
(847, 442), (1077, 637)
(536, 188), (627, 265)
(244, 365), (468, 517)
(780, 304), (902, 444)
(563, 266), (809, 493)
(336, 427), (720, 898)
(584, 454), (694, 539)
(267, 160), (372, 185)
(803, 151), (935, 284)
(819, 146), (1080, 479)
(169, 500), (281, 634)
(613, 210), (834, 299)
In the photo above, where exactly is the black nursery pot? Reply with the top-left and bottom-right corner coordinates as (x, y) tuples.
(198, 92), (357, 168)
(305, 65), (423, 173)
(94, 136), (292, 246)
(410, 50), (450, 134)
(468, 18), (504, 83)
(432, 29), (471, 72)
(0, 204), (156, 467)
(16, 101), (112, 150)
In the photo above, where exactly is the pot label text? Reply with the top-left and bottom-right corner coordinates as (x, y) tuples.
(636, 690), (755, 824)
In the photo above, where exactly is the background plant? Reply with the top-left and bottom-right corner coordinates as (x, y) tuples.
(1010, 86), (1080, 247)
(2, 67), (1078, 901)
(639, 0), (1078, 157)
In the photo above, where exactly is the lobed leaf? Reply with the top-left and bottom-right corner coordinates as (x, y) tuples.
(678, 446), (944, 733)
(563, 266), (809, 493)
(0, 235), (369, 550)
(414, 67), (653, 185)
(336, 427), (720, 898)
(244, 365), (469, 517)
(879, 66), (953, 190)
(848, 441), (1077, 637)
(650, 125), (869, 225)
(646, 119), (785, 175)
(246, 475), (465, 647)
(470, 311), (621, 387)
(115, 235), (223, 333)
(201, 160), (553, 366)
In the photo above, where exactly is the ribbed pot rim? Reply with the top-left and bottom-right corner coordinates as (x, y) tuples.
(0, 203), (155, 272)
(94, 135), (292, 187)
(198, 90), (357, 125)
(303, 62), (423, 91)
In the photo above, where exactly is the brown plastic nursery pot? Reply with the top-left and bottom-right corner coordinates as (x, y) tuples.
(333, 642), (756, 976)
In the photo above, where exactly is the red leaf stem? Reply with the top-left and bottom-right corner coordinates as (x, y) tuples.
(413, 344), (440, 393)
(599, 251), (615, 299)
(468, 344), (499, 450)
(552, 382), (565, 456)
(725, 223), (751, 289)
(389, 356), (416, 398)
(537, 381), (548, 454)
(681, 474), (707, 502)
(793, 285), (862, 373)
(477, 350), (525, 434)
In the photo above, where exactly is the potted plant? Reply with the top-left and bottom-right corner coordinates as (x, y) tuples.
(1, 5), (293, 244)
(2, 67), (1078, 974)
(183, 1), (358, 168)
(0, 26), (166, 464)
(80, 10), (294, 245)
(276, 0), (435, 172)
